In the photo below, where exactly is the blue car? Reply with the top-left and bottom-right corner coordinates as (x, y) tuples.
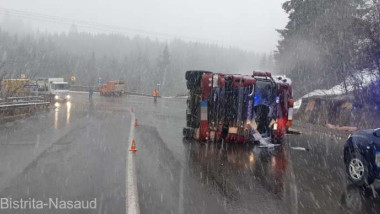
(344, 129), (380, 186)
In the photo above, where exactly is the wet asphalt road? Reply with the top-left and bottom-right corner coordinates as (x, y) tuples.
(0, 92), (380, 214)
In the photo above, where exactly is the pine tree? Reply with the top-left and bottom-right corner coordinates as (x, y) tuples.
(156, 45), (171, 92)
(276, 0), (366, 97)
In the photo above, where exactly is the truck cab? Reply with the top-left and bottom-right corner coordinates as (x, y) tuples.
(50, 81), (70, 101)
(36, 78), (71, 102)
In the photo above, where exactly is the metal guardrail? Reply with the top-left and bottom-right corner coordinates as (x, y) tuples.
(0, 102), (50, 109)
(0, 95), (51, 110)
(0, 101), (50, 120)
(6, 96), (45, 100)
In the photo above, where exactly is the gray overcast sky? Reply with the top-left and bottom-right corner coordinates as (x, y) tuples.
(1, 0), (288, 53)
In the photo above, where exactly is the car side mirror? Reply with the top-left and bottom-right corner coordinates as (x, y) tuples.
(373, 129), (380, 137)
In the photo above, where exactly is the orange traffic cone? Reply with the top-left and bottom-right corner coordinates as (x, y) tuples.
(134, 119), (138, 127)
(129, 139), (137, 152)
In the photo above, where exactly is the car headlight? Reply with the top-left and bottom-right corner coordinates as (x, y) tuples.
(66, 95), (71, 99)
(54, 95), (59, 100)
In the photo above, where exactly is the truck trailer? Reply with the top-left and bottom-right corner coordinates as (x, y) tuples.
(183, 70), (294, 144)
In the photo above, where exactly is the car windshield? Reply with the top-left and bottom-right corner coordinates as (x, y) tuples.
(1, 1), (379, 214)
(254, 80), (275, 106)
(53, 83), (69, 90)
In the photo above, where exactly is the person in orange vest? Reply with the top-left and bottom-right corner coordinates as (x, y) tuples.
(153, 89), (158, 102)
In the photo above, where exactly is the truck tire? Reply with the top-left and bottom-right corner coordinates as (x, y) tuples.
(186, 117), (199, 128)
(185, 70), (212, 81)
(186, 81), (195, 90)
(186, 120), (193, 128)
(183, 127), (194, 139)
(185, 70), (212, 91)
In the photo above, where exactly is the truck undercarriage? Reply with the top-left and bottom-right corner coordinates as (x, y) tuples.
(183, 70), (293, 144)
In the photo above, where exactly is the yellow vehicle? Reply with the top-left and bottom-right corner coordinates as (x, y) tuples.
(0, 79), (31, 97)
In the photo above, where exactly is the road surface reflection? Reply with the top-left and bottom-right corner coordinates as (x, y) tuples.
(53, 101), (72, 129)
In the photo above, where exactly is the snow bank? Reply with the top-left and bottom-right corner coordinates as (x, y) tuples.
(303, 69), (378, 98)
(294, 69), (378, 109)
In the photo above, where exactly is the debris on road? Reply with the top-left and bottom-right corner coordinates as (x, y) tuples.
(326, 123), (358, 132)
(287, 128), (302, 135)
(290, 147), (309, 151)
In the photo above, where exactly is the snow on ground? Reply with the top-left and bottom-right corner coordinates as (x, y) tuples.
(294, 69), (378, 109)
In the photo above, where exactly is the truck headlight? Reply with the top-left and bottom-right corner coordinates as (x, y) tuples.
(54, 95), (59, 100)
(66, 95), (71, 99)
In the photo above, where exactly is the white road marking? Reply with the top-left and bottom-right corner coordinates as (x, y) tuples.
(126, 111), (140, 214)
(178, 167), (184, 214)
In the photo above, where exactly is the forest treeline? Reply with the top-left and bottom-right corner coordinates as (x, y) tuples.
(0, 17), (274, 96)
(2, 2), (380, 98)
(276, 0), (380, 98)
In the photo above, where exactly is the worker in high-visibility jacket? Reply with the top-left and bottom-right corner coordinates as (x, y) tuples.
(152, 89), (158, 102)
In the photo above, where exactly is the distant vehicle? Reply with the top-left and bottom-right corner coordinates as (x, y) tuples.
(100, 81), (125, 96)
(35, 78), (71, 101)
(183, 70), (294, 143)
(0, 79), (31, 97)
(344, 129), (380, 186)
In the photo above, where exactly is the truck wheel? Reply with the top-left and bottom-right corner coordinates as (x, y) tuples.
(183, 127), (194, 139)
(187, 81), (199, 91)
(186, 118), (199, 128)
(186, 70), (212, 90)
(346, 151), (375, 187)
(185, 70), (197, 81)
(185, 70), (212, 81)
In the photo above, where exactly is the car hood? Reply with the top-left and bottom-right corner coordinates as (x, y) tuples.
(354, 129), (374, 137)
(351, 129), (377, 145)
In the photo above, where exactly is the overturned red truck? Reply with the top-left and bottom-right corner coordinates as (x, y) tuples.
(183, 70), (294, 143)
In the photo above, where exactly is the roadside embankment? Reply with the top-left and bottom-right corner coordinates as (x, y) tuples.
(294, 95), (380, 133)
